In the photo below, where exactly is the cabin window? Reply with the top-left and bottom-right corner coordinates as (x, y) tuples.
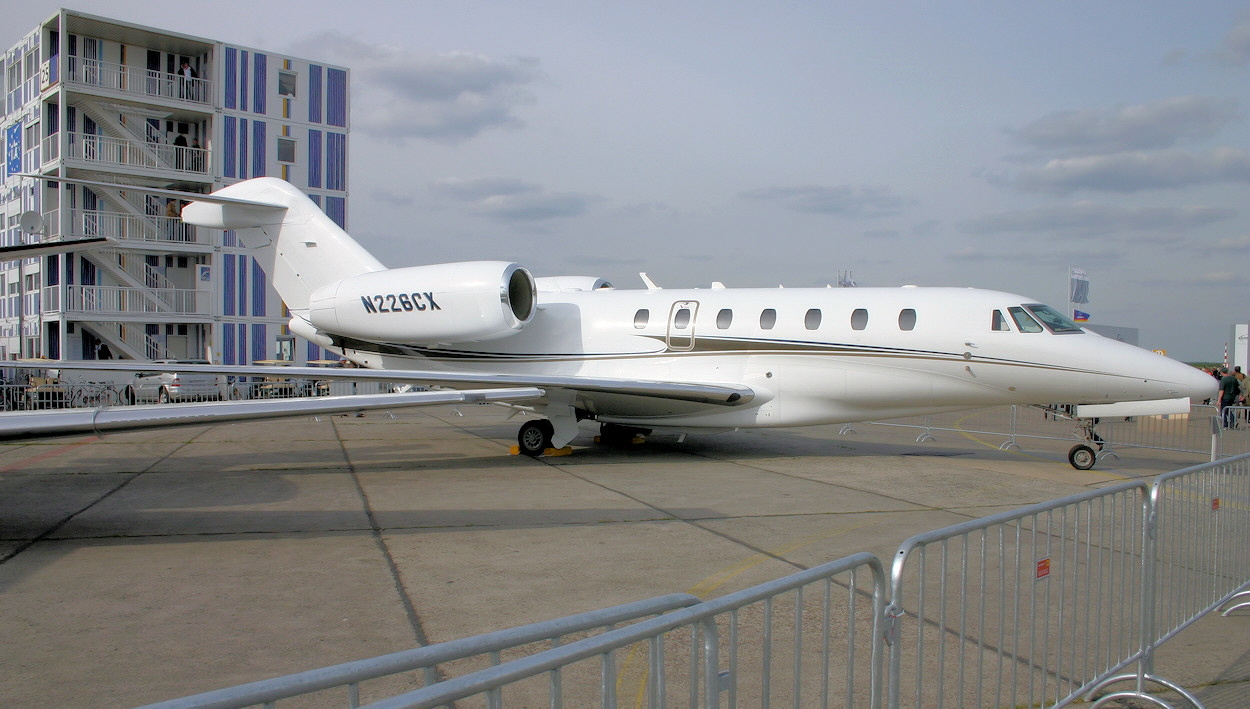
(717, 308), (733, 329)
(804, 308), (822, 330)
(851, 308), (869, 331)
(992, 310), (1011, 331)
(673, 308), (692, 329)
(898, 309), (916, 331)
(1008, 306), (1043, 333)
(633, 309), (649, 329)
(760, 309), (777, 330)
(1024, 304), (1083, 334)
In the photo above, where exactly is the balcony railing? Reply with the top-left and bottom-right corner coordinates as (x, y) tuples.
(65, 56), (210, 105)
(52, 285), (208, 317)
(65, 131), (208, 175)
(47, 209), (208, 246)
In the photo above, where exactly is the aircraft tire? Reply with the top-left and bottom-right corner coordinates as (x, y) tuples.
(1068, 444), (1097, 470)
(518, 419), (554, 457)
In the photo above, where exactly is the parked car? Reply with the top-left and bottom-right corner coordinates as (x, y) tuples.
(125, 359), (225, 404)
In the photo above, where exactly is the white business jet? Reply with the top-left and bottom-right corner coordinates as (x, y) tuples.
(7, 177), (1216, 469)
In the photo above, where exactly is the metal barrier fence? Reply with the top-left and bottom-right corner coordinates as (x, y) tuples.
(885, 482), (1153, 708)
(134, 456), (1250, 709)
(355, 553), (886, 709)
(1086, 454), (1250, 705)
(0, 378), (397, 411)
(135, 594), (702, 709)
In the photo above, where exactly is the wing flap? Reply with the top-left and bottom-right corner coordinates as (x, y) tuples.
(0, 388), (543, 439)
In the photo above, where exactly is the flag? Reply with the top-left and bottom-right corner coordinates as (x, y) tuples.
(1073, 310), (1090, 322)
(1070, 267), (1090, 304)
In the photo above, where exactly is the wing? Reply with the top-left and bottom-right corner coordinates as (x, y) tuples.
(0, 387), (543, 439)
(3, 361), (753, 440)
(40, 361), (755, 407)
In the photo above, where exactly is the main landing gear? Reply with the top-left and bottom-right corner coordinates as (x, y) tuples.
(514, 419), (652, 457)
(516, 419), (555, 457)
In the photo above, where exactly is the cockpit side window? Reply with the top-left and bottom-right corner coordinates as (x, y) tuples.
(1008, 306), (1043, 333)
(1024, 304), (1084, 334)
(991, 310), (1012, 331)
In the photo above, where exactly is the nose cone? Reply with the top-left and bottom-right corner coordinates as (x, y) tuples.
(1174, 361), (1220, 402)
(1128, 346), (1218, 403)
(1085, 334), (1218, 404)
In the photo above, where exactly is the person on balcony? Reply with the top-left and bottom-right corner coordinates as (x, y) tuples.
(178, 61), (198, 100)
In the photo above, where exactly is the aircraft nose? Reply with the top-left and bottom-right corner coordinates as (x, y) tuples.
(1177, 362), (1220, 402)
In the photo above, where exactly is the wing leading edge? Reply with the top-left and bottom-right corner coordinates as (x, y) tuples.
(39, 361), (755, 407)
(0, 388), (544, 439)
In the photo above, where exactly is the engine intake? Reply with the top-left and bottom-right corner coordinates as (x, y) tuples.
(307, 262), (536, 344)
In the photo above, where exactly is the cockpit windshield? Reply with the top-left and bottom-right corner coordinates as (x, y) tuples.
(1024, 304), (1084, 334)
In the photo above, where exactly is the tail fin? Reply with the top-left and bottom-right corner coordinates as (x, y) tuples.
(181, 178), (385, 311)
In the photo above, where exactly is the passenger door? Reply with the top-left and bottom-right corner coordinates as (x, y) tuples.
(666, 301), (698, 352)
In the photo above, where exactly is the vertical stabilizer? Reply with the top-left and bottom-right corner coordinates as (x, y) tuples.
(181, 178), (386, 311)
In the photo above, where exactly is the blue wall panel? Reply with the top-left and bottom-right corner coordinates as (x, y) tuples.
(327, 68), (347, 127)
(253, 53), (267, 115)
(308, 65), (323, 124)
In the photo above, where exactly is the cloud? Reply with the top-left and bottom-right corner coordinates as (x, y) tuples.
(1217, 10), (1250, 65)
(431, 177), (597, 221)
(960, 202), (1236, 237)
(1012, 148), (1250, 194)
(288, 32), (539, 143)
(1008, 96), (1239, 156)
(739, 185), (912, 217)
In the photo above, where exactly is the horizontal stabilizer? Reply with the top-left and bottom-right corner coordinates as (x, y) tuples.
(1075, 398), (1191, 418)
(0, 237), (111, 260)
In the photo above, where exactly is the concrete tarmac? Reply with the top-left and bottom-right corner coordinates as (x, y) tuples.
(0, 406), (1246, 707)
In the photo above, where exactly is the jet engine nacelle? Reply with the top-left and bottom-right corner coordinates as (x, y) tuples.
(307, 261), (536, 344)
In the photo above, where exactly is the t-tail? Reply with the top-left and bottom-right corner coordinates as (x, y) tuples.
(182, 178), (537, 349)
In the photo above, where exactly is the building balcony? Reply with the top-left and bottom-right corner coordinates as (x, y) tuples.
(46, 209), (212, 250)
(63, 55), (212, 107)
(43, 285), (211, 320)
(58, 131), (209, 177)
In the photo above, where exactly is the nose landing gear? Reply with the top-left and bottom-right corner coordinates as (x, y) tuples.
(1067, 417), (1117, 470)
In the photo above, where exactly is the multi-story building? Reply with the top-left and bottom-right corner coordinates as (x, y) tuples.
(1, 9), (349, 365)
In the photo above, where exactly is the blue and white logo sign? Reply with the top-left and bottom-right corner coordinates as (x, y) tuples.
(5, 121), (22, 178)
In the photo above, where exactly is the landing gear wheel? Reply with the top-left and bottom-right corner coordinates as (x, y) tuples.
(1068, 444), (1097, 470)
(518, 419), (555, 457)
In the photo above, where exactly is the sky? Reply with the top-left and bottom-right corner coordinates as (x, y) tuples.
(11, 1), (1250, 361)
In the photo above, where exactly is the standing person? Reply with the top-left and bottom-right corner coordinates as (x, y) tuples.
(178, 60), (197, 99)
(1218, 367), (1239, 428)
(1237, 366), (1249, 422)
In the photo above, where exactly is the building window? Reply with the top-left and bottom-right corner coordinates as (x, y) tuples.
(277, 137), (296, 163)
(278, 70), (297, 97)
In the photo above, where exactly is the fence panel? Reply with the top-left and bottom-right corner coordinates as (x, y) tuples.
(886, 482), (1151, 709)
(133, 594), (702, 709)
(1148, 454), (1250, 648)
(357, 553), (886, 709)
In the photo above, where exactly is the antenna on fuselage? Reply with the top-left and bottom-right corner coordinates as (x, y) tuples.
(640, 273), (661, 290)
